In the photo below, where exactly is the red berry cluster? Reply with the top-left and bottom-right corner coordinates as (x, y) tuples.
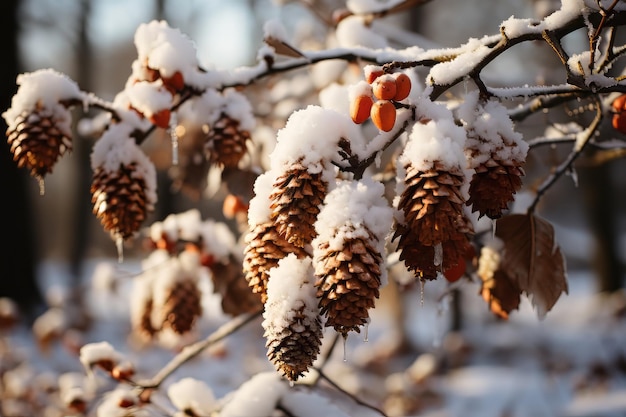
(350, 68), (412, 132)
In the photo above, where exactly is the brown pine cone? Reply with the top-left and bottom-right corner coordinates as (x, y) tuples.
(243, 222), (308, 303)
(467, 162), (524, 219)
(315, 230), (383, 336)
(6, 104), (72, 179)
(209, 256), (263, 316)
(262, 255), (322, 381)
(160, 277), (203, 334)
(393, 161), (473, 280)
(91, 162), (152, 241)
(205, 113), (251, 168)
(269, 162), (327, 248)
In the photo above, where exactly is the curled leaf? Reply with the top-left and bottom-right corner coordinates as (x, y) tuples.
(495, 213), (568, 318)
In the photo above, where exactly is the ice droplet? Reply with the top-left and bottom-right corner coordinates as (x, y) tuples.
(342, 333), (348, 362)
(420, 279), (425, 307)
(38, 177), (45, 196)
(116, 236), (124, 263)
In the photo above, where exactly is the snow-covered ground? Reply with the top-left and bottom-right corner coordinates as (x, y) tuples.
(2, 258), (626, 417)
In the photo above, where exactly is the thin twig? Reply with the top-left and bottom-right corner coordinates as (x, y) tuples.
(528, 96), (603, 213)
(138, 309), (263, 389)
(314, 367), (388, 417)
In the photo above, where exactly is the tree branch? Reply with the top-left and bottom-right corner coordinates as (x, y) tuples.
(137, 309), (263, 390)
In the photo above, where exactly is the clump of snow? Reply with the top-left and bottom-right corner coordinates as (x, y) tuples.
(2, 68), (83, 133)
(319, 82), (352, 116)
(262, 254), (319, 335)
(96, 387), (148, 417)
(263, 19), (289, 41)
(219, 372), (288, 417)
(199, 220), (237, 262)
(134, 20), (198, 79)
(269, 105), (360, 174)
(399, 99), (467, 173)
(246, 170), (278, 227)
(125, 81), (173, 118)
(348, 80), (373, 102)
(79, 341), (123, 370)
(428, 40), (492, 86)
(90, 123), (158, 207)
(335, 15), (388, 49)
(313, 177), (393, 282)
(167, 377), (215, 416)
(457, 90), (528, 167)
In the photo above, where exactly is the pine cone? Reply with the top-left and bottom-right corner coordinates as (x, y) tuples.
(462, 95), (527, 219)
(91, 163), (152, 240)
(467, 159), (524, 219)
(315, 229), (383, 336)
(393, 162), (473, 280)
(265, 304), (322, 381)
(160, 277), (203, 334)
(269, 162), (327, 248)
(262, 255), (322, 381)
(205, 113), (251, 168)
(243, 222), (308, 303)
(170, 125), (211, 200)
(209, 256), (263, 316)
(6, 104), (72, 179)
(135, 297), (157, 341)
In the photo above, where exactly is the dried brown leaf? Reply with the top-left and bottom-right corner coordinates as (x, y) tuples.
(495, 213), (568, 318)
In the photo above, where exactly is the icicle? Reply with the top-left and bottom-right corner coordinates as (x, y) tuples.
(169, 112), (179, 166)
(116, 236), (124, 263)
(38, 177), (45, 196)
(363, 319), (370, 343)
(289, 381), (294, 388)
(567, 167), (579, 188)
(420, 278), (425, 307)
(342, 333), (348, 362)
(491, 219), (497, 240)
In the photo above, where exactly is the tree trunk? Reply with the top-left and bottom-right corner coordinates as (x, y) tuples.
(0, 0), (43, 315)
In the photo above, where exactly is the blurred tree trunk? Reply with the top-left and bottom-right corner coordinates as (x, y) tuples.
(69, 0), (94, 279)
(0, 0), (43, 314)
(579, 160), (624, 293)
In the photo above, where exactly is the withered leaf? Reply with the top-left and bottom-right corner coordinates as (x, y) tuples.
(495, 213), (568, 318)
(480, 269), (521, 320)
(263, 36), (305, 58)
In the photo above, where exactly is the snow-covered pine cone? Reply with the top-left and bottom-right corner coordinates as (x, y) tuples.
(6, 104), (72, 179)
(91, 162), (152, 241)
(269, 161), (327, 248)
(315, 229), (383, 335)
(160, 277), (203, 334)
(205, 112), (251, 168)
(393, 161), (473, 280)
(460, 92), (528, 219)
(243, 221), (308, 303)
(262, 255), (322, 381)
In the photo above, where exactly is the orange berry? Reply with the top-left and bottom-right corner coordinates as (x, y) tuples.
(149, 109), (171, 128)
(162, 71), (185, 93)
(350, 94), (374, 124)
(371, 100), (396, 132)
(393, 73), (412, 101)
(366, 68), (384, 84)
(222, 193), (249, 219)
(612, 94), (626, 112)
(372, 75), (397, 100)
(612, 113), (626, 133)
